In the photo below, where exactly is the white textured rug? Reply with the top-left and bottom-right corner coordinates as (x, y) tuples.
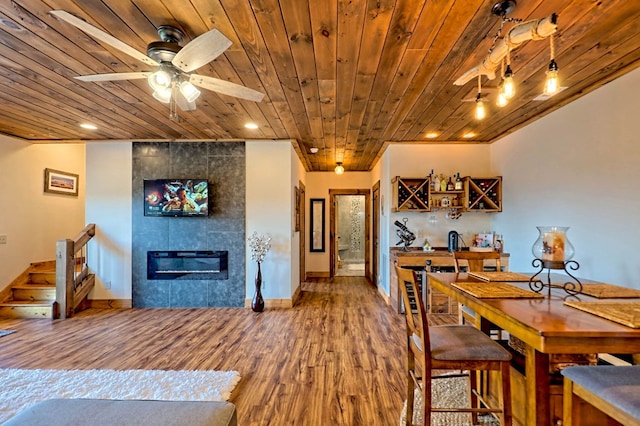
(0, 368), (241, 423)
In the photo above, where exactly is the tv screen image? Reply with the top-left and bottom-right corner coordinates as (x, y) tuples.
(144, 179), (209, 217)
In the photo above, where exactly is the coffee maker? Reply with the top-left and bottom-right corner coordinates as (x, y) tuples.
(448, 230), (460, 252)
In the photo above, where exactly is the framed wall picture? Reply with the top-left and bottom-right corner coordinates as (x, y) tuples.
(44, 168), (79, 196)
(294, 186), (300, 232)
(310, 198), (325, 252)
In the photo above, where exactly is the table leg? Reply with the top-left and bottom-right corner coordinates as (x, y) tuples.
(525, 345), (551, 425)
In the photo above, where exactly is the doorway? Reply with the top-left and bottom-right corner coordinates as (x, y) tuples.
(329, 189), (370, 279)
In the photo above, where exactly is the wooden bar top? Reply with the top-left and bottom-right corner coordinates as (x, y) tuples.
(389, 247), (509, 313)
(428, 272), (640, 354)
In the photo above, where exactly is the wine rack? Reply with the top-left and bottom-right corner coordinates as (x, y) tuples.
(464, 176), (502, 212)
(391, 177), (430, 212)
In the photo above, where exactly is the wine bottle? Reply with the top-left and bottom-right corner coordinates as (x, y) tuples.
(454, 173), (463, 190)
(440, 174), (447, 191)
(447, 177), (454, 191)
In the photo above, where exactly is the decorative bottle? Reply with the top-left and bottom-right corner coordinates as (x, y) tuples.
(440, 174), (447, 191)
(433, 174), (440, 192)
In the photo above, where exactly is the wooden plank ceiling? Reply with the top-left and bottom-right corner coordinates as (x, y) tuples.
(0, 0), (638, 171)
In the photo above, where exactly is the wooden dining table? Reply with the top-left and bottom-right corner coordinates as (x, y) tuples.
(427, 272), (640, 426)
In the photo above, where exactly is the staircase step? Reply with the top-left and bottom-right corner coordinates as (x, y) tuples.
(28, 271), (56, 285)
(11, 284), (56, 302)
(0, 301), (54, 319)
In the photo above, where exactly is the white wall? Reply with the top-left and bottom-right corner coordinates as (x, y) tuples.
(246, 141), (299, 300)
(491, 66), (640, 286)
(85, 142), (132, 299)
(291, 145), (305, 296)
(0, 136), (85, 285)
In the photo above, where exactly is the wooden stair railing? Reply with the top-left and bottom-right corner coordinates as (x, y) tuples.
(55, 223), (96, 319)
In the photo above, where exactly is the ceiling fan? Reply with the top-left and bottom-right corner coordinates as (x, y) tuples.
(50, 10), (265, 115)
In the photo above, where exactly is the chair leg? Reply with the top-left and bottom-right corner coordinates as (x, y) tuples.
(469, 370), (479, 425)
(406, 352), (415, 426)
(499, 361), (513, 426)
(422, 376), (432, 426)
(406, 374), (414, 426)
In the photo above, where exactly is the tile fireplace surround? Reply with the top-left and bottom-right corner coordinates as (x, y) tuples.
(131, 141), (246, 308)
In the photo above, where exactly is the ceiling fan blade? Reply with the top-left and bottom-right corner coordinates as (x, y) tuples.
(51, 10), (159, 67)
(172, 29), (232, 73)
(75, 72), (151, 82)
(190, 74), (265, 102)
(175, 90), (197, 111)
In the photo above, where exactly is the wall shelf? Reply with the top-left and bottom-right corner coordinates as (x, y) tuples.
(464, 177), (502, 212)
(391, 177), (430, 212)
(391, 175), (502, 213)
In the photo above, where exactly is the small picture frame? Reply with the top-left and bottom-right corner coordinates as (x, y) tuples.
(44, 168), (79, 196)
(294, 186), (301, 232)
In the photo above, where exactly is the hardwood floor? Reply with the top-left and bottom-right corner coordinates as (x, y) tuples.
(0, 276), (446, 425)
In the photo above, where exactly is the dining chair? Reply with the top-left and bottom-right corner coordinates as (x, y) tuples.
(453, 251), (503, 330)
(395, 265), (512, 426)
(452, 250), (502, 275)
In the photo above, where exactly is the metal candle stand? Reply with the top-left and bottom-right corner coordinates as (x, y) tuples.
(528, 258), (583, 298)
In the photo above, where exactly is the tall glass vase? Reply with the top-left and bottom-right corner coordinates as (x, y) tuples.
(251, 262), (265, 312)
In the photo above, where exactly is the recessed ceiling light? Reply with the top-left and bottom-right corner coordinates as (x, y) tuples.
(425, 132), (439, 139)
(80, 123), (98, 130)
(533, 86), (568, 101)
(244, 122), (259, 129)
(463, 132), (476, 139)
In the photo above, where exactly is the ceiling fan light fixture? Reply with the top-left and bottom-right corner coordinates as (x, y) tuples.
(179, 81), (201, 103)
(153, 88), (172, 104)
(148, 70), (172, 92)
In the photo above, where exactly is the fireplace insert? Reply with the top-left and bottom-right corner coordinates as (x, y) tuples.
(147, 251), (228, 280)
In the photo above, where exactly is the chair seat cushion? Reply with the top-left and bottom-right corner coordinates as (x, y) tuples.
(561, 365), (640, 420)
(3, 399), (237, 426)
(428, 325), (511, 362)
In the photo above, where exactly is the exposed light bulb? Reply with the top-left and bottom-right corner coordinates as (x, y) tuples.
(178, 81), (201, 103)
(475, 96), (486, 120)
(335, 163), (344, 175)
(544, 59), (560, 95)
(496, 92), (507, 108)
(503, 65), (515, 99)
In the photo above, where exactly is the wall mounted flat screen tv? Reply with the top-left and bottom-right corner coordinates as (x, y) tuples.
(144, 179), (209, 217)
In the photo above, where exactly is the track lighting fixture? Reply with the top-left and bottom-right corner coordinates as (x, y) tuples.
(454, 1), (561, 118)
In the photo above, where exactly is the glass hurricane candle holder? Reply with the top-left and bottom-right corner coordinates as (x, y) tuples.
(531, 226), (575, 268)
(529, 226), (581, 297)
